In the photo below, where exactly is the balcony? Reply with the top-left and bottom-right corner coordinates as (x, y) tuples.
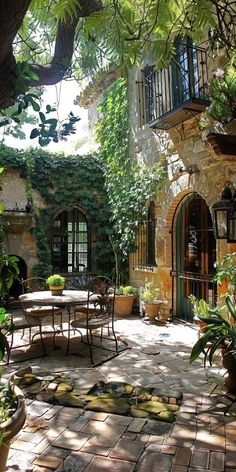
(137, 44), (210, 130)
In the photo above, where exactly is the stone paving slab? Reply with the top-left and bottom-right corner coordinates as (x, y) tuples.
(4, 317), (236, 471)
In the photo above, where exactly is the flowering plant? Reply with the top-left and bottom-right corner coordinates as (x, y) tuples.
(200, 65), (236, 127)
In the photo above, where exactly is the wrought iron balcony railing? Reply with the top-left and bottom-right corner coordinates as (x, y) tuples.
(137, 44), (210, 130)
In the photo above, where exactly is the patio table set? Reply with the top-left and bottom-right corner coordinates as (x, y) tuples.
(7, 276), (119, 365)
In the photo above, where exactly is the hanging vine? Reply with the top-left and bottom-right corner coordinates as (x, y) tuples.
(0, 145), (113, 277)
(96, 78), (167, 285)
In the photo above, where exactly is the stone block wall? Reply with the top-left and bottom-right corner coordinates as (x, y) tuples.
(128, 65), (236, 317)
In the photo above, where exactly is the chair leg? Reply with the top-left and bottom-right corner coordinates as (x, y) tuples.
(6, 334), (12, 365)
(87, 329), (94, 364)
(111, 324), (118, 352)
(39, 326), (46, 356)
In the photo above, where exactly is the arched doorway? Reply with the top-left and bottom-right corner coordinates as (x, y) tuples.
(173, 193), (216, 321)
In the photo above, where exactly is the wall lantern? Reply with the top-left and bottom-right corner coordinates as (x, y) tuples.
(212, 182), (236, 241)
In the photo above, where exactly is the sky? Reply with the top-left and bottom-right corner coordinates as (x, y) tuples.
(1, 80), (91, 155)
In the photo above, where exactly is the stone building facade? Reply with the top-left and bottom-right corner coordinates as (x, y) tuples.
(128, 62), (236, 321)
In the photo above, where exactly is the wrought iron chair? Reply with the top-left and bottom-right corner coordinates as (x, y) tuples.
(69, 276), (118, 364)
(21, 278), (63, 349)
(5, 300), (46, 362)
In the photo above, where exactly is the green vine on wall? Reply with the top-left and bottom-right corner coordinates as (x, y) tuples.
(0, 145), (113, 277)
(96, 79), (167, 285)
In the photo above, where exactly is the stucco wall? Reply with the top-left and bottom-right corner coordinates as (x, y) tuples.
(0, 168), (45, 276)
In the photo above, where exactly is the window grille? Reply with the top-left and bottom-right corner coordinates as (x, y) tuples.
(136, 40), (209, 128)
(132, 202), (156, 270)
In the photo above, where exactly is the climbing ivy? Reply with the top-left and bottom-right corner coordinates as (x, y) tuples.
(96, 79), (167, 285)
(0, 145), (113, 277)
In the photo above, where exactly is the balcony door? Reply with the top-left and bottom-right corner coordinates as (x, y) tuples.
(174, 193), (216, 321)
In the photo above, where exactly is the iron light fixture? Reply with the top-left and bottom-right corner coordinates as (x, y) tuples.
(212, 182), (236, 241)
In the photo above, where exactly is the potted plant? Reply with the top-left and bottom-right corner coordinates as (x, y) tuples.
(190, 294), (236, 391)
(189, 295), (211, 332)
(46, 274), (65, 296)
(0, 307), (26, 472)
(141, 282), (164, 321)
(114, 285), (138, 316)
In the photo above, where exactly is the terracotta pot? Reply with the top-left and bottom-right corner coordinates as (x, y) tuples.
(144, 302), (163, 321)
(114, 295), (135, 316)
(222, 348), (236, 391)
(0, 382), (26, 472)
(50, 285), (64, 296)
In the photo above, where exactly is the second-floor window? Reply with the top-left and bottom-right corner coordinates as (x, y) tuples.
(51, 208), (90, 273)
(137, 38), (209, 128)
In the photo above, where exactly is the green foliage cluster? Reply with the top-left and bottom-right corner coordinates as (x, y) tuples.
(206, 66), (236, 123)
(141, 282), (161, 304)
(190, 251), (236, 369)
(213, 251), (236, 296)
(46, 274), (65, 286)
(0, 145), (113, 278)
(96, 78), (166, 283)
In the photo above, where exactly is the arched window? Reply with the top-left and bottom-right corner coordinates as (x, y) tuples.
(132, 201), (156, 269)
(51, 209), (90, 273)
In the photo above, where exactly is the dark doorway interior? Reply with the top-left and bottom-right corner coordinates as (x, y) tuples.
(9, 256), (27, 299)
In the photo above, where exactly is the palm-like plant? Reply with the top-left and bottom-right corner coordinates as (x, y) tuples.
(190, 294), (236, 367)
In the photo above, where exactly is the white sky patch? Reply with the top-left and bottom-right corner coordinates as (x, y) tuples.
(1, 80), (91, 155)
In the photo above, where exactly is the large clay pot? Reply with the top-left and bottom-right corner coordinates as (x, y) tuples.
(144, 302), (163, 321)
(0, 382), (26, 472)
(114, 295), (135, 316)
(222, 349), (236, 391)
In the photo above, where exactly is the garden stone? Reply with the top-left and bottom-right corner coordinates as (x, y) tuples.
(85, 397), (130, 415)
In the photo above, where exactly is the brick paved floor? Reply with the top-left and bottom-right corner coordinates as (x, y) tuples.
(3, 316), (236, 471)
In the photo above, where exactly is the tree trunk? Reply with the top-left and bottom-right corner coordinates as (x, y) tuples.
(0, 0), (102, 109)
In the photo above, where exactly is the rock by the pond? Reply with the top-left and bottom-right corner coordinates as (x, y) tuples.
(136, 400), (178, 414)
(36, 391), (55, 403)
(85, 397), (130, 415)
(54, 392), (85, 407)
(15, 365), (32, 377)
(22, 380), (47, 395)
(129, 406), (150, 418)
(57, 382), (73, 393)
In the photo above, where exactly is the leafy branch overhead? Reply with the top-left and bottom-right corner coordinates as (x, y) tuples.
(0, 0), (235, 113)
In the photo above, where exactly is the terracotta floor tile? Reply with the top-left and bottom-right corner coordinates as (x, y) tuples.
(33, 454), (63, 469)
(84, 456), (135, 471)
(52, 431), (90, 450)
(109, 439), (144, 462)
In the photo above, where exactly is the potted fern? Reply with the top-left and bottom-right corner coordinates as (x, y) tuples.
(46, 274), (65, 296)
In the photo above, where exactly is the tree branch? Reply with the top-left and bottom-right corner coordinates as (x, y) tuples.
(28, 0), (103, 86)
(0, 0), (102, 108)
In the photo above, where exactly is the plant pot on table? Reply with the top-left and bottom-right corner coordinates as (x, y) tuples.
(49, 285), (64, 296)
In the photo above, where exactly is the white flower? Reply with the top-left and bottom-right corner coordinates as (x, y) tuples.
(213, 68), (225, 80)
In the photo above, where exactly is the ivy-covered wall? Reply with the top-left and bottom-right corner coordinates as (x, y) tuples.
(0, 145), (114, 278)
